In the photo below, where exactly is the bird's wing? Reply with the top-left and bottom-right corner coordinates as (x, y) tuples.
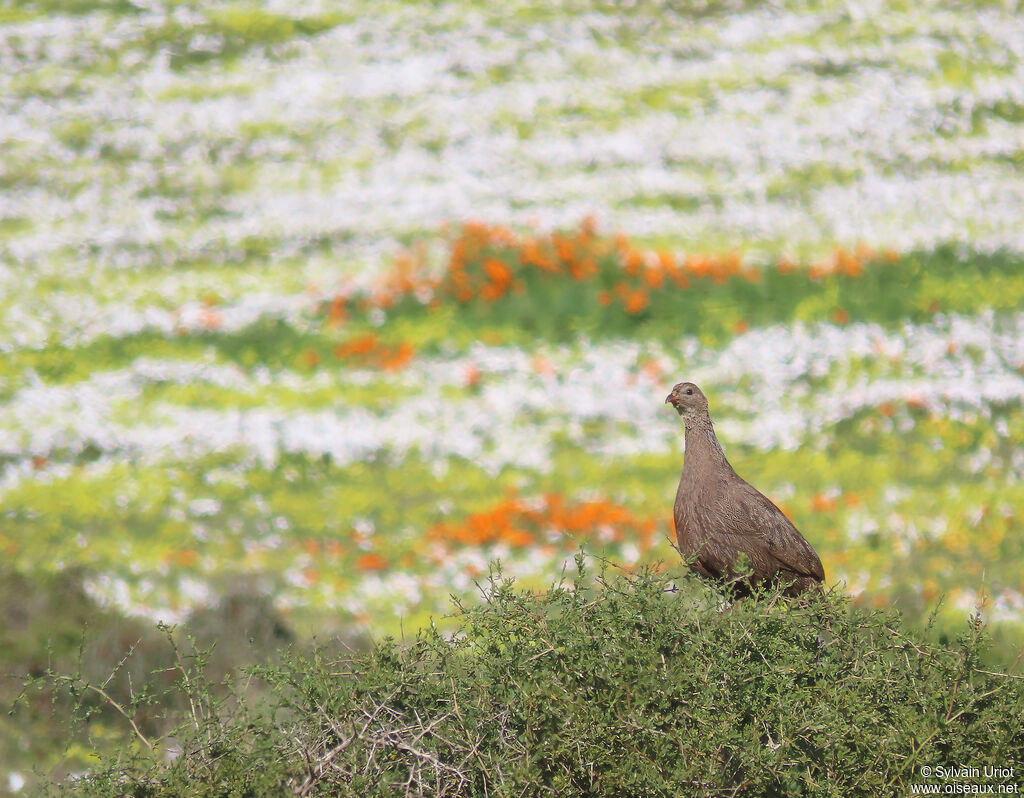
(720, 481), (825, 581)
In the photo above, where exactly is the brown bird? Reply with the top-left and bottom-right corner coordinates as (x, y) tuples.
(666, 382), (824, 596)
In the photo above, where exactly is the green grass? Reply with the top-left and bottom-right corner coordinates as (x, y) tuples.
(4, 246), (1019, 395)
(7, 0), (142, 17)
(348, 246), (1024, 348)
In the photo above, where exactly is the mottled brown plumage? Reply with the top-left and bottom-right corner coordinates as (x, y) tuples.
(666, 382), (824, 596)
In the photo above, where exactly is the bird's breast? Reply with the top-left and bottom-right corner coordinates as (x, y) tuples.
(674, 479), (717, 549)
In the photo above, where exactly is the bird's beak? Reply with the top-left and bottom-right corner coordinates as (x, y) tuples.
(665, 392), (674, 405)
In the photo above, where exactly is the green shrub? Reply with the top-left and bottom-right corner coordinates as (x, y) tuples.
(49, 562), (1024, 797)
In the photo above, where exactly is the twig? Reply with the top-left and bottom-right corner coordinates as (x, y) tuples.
(450, 676), (490, 798)
(974, 668), (1024, 680)
(295, 687), (401, 796)
(522, 646), (555, 663)
(169, 640), (203, 732)
(85, 684), (153, 752)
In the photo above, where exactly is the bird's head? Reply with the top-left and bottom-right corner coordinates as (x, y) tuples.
(665, 381), (709, 418)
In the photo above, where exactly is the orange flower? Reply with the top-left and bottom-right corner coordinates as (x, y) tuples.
(580, 214), (598, 239)
(484, 258), (512, 288)
(811, 494), (837, 512)
(808, 261), (833, 280)
(520, 240), (547, 270)
(733, 319), (750, 334)
(327, 296), (348, 327)
(488, 224), (515, 245)
(175, 549), (199, 567)
(668, 269), (690, 288)
(524, 239), (559, 272)
(544, 492), (564, 516)
(380, 341), (414, 371)
(532, 355), (555, 375)
(836, 248), (863, 277)
(640, 358), (662, 380)
(504, 530), (535, 548)
(480, 284), (502, 301)
(464, 366), (481, 388)
(425, 493), (669, 555)
(644, 266), (665, 288)
(355, 552), (388, 571)
(685, 255), (710, 277)
(832, 307), (850, 325)
(449, 240), (466, 269)
(624, 249), (644, 276)
(198, 308), (222, 330)
(335, 334), (379, 358)
(553, 234), (575, 263)
(569, 255), (597, 281)
(623, 289), (649, 314)
(598, 290), (612, 306)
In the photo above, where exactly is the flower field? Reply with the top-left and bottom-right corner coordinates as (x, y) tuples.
(2, 0), (1024, 667)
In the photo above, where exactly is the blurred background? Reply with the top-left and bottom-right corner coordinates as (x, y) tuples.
(2, 0), (1023, 789)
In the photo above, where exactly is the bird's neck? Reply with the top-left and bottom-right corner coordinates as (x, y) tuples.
(683, 412), (728, 469)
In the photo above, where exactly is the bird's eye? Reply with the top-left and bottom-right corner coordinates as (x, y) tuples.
(685, 388), (693, 395)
